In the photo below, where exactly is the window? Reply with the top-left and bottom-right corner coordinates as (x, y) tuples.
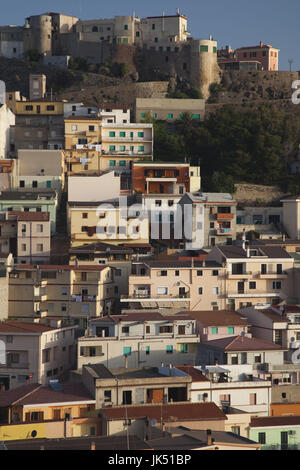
(228, 327), (235, 334)
(180, 344), (188, 354)
(249, 282), (256, 289)
(175, 270), (180, 276)
(140, 113), (146, 119)
(109, 131), (115, 137)
(167, 113), (174, 119)
(104, 390), (112, 402)
(47, 105), (55, 111)
(211, 327), (218, 335)
(138, 146), (144, 152)
(122, 326), (129, 334)
(32, 181), (38, 188)
(109, 146), (116, 151)
(166, 345), (173, 354)
(6, 336), (13, 343)
(250, 393), (257, 405)
(231, 426), (240, 435)
(89, 126), (95, 132)
(145, 346), (150, 355)
(197, 270), (203, 276)
(191, 114), (201, 119)
(138, 132), (144, 137)
(119, 131), (126, 137)
(160, 325), (173, 334)
(258, 432), (266, 445)
(160, 270), (167, 276)
(272, 281), (282, 290)
(254, 354), (261, 363)
(157, 287), (168, 295)
(200, 45), (209, 52)
(20, 180), (25, 188)
(22, 244), (26, 252)
(212, 287), (219, 295)
(37, 244), (43, 252)
(119, 160), (126, 166)
(109, 160), (116, 166)
(124, 24), (128, 30)
(212, 270), (219, 276)
(198, 287), (203, 295)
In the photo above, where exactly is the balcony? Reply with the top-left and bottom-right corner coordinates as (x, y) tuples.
(216, 213), (234, 221)
(71, 294), (97, 302)
(227, 272), (253, 279)
(216, 228), (232, 236)
(121, 293), (190, 302)
(227, 291), (281, 298)
(259, 272), (288, 279)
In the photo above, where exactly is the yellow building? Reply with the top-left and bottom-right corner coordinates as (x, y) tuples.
(68, 202), (150, 248)
(64, 115), (102, 175)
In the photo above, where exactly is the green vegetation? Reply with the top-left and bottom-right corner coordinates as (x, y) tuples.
(149, 105), (300, 192)
(25, 49), (42, 62)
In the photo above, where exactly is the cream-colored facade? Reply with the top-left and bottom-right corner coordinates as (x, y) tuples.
(281, 196), (300, 239)
(122, 260), (226, 311)
(68, 203), (149, 247)
(207, 245), (295, 311)
(8, 265), (115, 329)
(78, 314), (199, 370)
(0, 321), (77, 389)
(0, 103), (15, 158)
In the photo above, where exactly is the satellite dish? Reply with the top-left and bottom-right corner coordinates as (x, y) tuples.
(31, 430), (37, 438)
(291, 337), (295, 342)
(150, 419), (157, 426)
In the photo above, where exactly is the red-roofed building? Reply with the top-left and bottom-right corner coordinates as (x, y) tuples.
(235, 42), (279, 71)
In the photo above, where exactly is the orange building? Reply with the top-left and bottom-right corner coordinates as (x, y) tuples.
(271, 403), (300, 417)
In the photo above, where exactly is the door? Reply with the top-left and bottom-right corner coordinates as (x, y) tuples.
(178, 287), (186, 298)
(281, 431), (288, 450)
(237, 281), (244, 294)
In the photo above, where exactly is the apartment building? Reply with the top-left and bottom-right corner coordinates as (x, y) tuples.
(13, 100), (64, 154)
(122, 259), (226, 312)
(0, 381), (95, 425)
(0, 190), (58, 235)
(135, 98), (205, 122)
(68, 199), (149, 248)
(82, 363), (192, 409)
(281, 194), (300, 239)
(63, 102), (99, 118)
(197, 335), (286, 380)
(69, 242), (134, 297)
(101, 123), (153, 190)
(0, 102), (15, 158)
(0, 320), (77, 390)
(8, 265), (115, 330)
(64, 115), (102, 176)
(15, 150), (65, 199)
(239, 304), (300, 384)
(78, 312), (199, 369)
(179, 192), (237, 249)
(187, 310), (251, 342)
(235, 42), (279, 71)
(249, 416), (300, 450)
(178, 364), (271, 424)
(0, 211), (50, 263)
(207, 244), (295, 310)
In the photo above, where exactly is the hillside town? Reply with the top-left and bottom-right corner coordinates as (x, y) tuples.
(0, 9), (300, 453)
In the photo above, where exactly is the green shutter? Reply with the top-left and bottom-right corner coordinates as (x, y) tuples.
(228, 327), (235, 335)
(109, 160), (116, 166)
(109, 131), (115, 137)
(109, 145), (116, 151)
(211, 327), (218, 335)
(119, 131), (126, 137)
(191, 114), (200, 119)
(123, 346), (131, 356)
(138, 132), (144, 137)
(200, 45), (209, 52)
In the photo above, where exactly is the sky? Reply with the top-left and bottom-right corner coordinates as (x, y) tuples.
(1, 0), (300, 70)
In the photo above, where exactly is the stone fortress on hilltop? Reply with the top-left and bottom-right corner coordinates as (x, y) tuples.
(0, 10), (221, 98)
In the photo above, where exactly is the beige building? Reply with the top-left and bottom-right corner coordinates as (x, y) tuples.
(0, 211), (51, 264)
(68, 199), (149, 248)
(122, 259), (226, 312)
(82, 363), (192, 409)
(281, 195), (300, 239)
(77, 312), (199, 370)
(69, 242), (134, 297)
(8, 265), (115, 330)
(207, 244), (295, 311)
(15, 149), (65, 198)
(135, 98), (205, 122)
(0, 319), (77, 390)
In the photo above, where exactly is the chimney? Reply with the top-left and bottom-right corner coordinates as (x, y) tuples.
(207, 429), (212, 446)
(90, 441), (96, 451)
(260, 41), (263, 47)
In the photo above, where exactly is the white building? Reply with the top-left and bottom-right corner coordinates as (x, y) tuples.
(0, 319), (77, 390)
(77, 312), (200, 369)
(0, 103), (15, 159)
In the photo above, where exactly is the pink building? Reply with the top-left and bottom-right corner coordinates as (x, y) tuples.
(187, 310), (251, 342)
(235, 42), (279, 71)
